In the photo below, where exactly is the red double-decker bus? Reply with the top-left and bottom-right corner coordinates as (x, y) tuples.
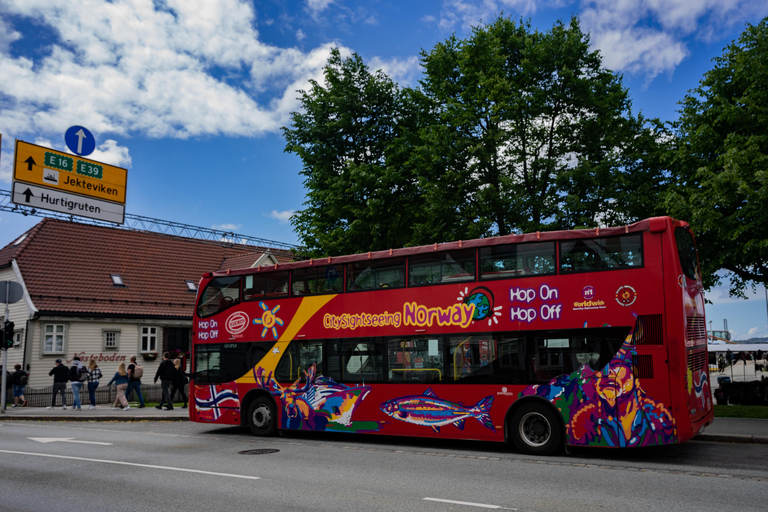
(189, 216), (713, 455)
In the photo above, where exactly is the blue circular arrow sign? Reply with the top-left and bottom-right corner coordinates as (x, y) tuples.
(64, 125), (96, 156)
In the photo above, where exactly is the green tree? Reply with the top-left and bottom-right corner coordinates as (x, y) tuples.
(415, 16), (662, 238)
(283, 49), (428, 256)
(667, 18), (768, 295)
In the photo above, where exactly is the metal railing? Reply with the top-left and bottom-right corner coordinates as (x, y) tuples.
(0, 188), (299, 251)
(4, 382), (188, 407)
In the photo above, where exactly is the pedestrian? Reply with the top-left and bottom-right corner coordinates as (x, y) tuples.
(47, 359), (69, 409)
(86, 359), (103, 409)
(170, 358), (189, 409)
(106, 362), (131, 411)
(11, 364), (28, 407)
(68, 355), (88, 411)
(154, 352), (175, 410)
(125, 355), (145, 408)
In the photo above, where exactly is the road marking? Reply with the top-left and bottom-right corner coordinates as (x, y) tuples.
(29, 437), (113, 445)
(0, 449), (260, 480)
(423, 497), (511, 509)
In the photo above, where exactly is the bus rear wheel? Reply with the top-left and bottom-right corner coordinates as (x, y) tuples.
(247, 397), (277, 436)
(510, 403), (562, 455)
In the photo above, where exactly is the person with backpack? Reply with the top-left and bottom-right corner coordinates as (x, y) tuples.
(48, 359), (69, 409)
(68, 355), (89, 411)
(126, 355), (145, 408)
(11, 364), (28, 407)
(86, 359), (103, 409)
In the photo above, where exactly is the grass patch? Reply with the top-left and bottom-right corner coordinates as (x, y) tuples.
(714, 405), (768, 419)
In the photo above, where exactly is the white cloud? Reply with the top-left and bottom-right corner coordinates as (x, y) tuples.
(0, 0), (347, 143)
(434, 0), (768, 81)
(212, 223), (242, 231)
(268, 210), (294, 224)
(0, 16), (21, 53)
(91, 140), (132, 168)
(368, 56), (422, 87)
(306, 0), (336, 14)
(580, 0), (768, 80)
(435, 0), (553, 32)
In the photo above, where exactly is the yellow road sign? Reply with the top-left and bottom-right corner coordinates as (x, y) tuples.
(13, 139), (127, 204)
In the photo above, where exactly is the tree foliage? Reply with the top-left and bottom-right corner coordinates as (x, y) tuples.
(413, 17), (665, 239)
(283, 49), (428, 256)
(667, 18), (768, 295)
(283, 17), (668, 257)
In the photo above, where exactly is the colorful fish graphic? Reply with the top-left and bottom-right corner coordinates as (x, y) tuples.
(255, 365), (375, 432)
(380, 388), (495, 433)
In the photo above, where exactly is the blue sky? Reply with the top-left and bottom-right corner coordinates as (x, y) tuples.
(1, 0), (767, 339)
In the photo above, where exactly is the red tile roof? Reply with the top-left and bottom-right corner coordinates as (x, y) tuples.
(0, 218), (295, 318)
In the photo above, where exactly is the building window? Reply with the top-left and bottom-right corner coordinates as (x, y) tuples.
(103, 330), (121, 350)
(43, 323), (67, 354)
(111, 274), (125, 286)
(185, 280), (197, 292)
(140, 326), (159, 353)
(11, 330), (23, 348)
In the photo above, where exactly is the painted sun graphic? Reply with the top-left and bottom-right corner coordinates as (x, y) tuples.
(252, 302), (284, 340)
(457, 286), (503, 326)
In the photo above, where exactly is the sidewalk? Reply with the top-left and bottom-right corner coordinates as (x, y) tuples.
(0, 404), (189, 422)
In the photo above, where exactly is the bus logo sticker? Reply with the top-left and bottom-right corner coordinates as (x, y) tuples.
(572, 286), (606, 311)
(457, 286), (503, 326)
(252, 302), (284, 340)
(225, 311), (249, 335)
(615, 285), (637, 306)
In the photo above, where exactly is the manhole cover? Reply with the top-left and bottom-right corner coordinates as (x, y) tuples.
(239, 449), (280, 455)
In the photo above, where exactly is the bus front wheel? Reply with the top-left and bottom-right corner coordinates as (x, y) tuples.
(510, 403), (562, 455)
(247, 397), (277, 436)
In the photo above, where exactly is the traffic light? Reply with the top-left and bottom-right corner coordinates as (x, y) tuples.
(3, 321), (14, 349)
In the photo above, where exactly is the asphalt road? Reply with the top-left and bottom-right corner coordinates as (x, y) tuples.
(0, 420), (766, 512)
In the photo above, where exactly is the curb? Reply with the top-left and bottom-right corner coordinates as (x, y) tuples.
(695, 433), (768, 445)
(0, 415), (188, 422)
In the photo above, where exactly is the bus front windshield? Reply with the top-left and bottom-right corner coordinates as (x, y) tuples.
(674, 228), (700, 281)
(197, 276), (241, 318)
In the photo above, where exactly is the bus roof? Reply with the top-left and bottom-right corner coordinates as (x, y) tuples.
(208, 216), (688, 277)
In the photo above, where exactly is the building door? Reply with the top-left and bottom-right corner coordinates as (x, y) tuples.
(165, 327), (190, 366)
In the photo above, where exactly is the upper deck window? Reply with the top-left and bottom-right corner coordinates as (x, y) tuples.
(559, 234), (643, 274)
(292, 265), (343, 296)
(409, 248), (476, 287)
(674, 227), (699, 281)
(347, 258), (405, 291)
(244, 271), (290, 301)
(479, 241), (556, 280)
(197, 276), (241, 318)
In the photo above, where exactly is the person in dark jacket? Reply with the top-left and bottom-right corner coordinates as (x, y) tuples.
(170, 358), (189, 409)
(11, 364), (28, 407)
(154, 352), (176, 410)
(48, 359), (69, 409)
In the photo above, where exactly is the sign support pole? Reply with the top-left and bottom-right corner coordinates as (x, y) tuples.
(1, 287), (9, 413)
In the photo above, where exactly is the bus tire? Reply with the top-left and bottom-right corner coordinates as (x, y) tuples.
(247, 396), (277, 437)
(510, 402), (562, 455)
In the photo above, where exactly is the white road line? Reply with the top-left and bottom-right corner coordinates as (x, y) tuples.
(29, 437), (113, 445)
(0, 449), (260, 480)
(423, 497), (505, 509)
